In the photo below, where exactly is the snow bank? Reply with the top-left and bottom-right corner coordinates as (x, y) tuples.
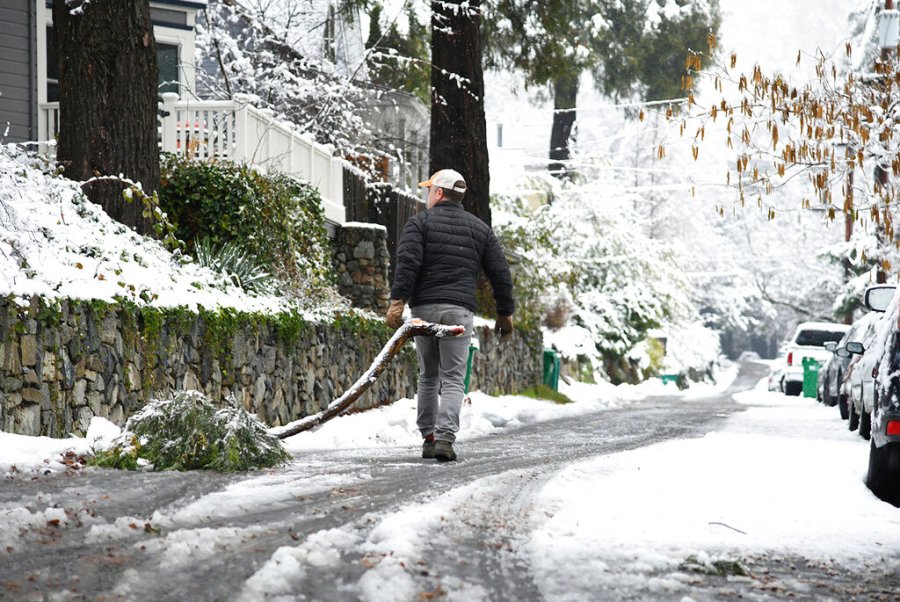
(0, 417), (118, 475)
(0, 146), (289, 313)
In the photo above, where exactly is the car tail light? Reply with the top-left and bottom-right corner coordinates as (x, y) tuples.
(787, 352), (793, 366)
(888, 420), (900, 436)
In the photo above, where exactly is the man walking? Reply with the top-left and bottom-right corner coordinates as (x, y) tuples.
(386, 169), (515, 462)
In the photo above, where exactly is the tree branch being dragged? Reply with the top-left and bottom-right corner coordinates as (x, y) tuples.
(269, 319), (464, 440)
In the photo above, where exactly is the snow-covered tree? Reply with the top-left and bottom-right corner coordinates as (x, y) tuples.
(673, 0), (900, 284)
(565, 75), (846, 357)
(494, 179), (696, 379)
(483, 0), (721, 176)
(195, 0), (376, 154)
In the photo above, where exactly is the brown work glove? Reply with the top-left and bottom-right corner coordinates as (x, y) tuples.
(495, 314), (514, 342)
(386, 299), (406, 329)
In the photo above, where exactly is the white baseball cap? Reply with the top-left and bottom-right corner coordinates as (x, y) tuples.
(418, 169), (467, 193)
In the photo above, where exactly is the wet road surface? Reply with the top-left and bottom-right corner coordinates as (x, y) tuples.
(1, 362), (897, 601)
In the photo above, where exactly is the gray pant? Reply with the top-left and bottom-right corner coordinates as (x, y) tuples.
(411, 303), (474, 443)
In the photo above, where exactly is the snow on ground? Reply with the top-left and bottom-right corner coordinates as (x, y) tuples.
(0, 146), (293, 314)
(5, 365), (894, 599)
(282, 365), (737, 452)
(0, 364), (738, 476)
(278, 371), (895, 601)
(524, 378), (900, 600)
(0, 416), (118, 475)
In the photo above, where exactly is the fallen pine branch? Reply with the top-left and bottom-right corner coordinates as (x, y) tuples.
(268, 319), (464, 440)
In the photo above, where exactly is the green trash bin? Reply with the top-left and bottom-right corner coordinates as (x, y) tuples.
(463, 344), (478, 394)
(660, 374), (679, 385)
(543, 349), (560, 391)
(801, 357), (822, 398)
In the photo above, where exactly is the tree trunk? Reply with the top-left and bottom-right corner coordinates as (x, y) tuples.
(429, 0), (491, 226)
(53, 0), (159, 235)
(549, 74), (578, 179)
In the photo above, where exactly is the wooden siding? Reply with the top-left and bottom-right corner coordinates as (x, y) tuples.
(0, 0), (36, 143)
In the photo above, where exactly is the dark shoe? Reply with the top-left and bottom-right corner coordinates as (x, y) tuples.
(433, 440), (457, 462)
(422, 440), (435, 459)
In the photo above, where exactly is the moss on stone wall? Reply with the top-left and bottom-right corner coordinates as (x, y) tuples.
(0, 294), (542, 438)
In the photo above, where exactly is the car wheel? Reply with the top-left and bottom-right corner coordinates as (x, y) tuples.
(838, 394), (849, 420)
(827, 371), (841, 407)
(849, 401), (860, 431)
(783, 381), (802, 396)
(866, 440), (900, 507)
(860, 408), (872, 440)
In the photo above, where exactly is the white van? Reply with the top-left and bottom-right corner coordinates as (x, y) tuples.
(781, 321), (851, 396)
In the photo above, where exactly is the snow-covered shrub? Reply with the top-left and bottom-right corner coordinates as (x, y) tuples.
(90, 391), (291, 471)
(494, 186), (695, 378)
(655, 321), (722, 384)
(158, 156), (332, 297)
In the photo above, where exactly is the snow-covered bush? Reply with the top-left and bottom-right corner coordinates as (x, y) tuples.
(90, 391), (290, 471)
(494, 183), (695, 381)
(657, 321), (722, 383)
(158, 156), (333, 298)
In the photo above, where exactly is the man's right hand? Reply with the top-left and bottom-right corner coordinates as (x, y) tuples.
(386, 299), (406, 329)
(495, 314), (514, 342)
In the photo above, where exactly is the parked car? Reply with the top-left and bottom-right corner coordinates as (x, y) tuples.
(820, 313), (879, 409)
(845, 285), (900, 504)
(816, 351), (833, 403)
(767, 350), (787, 392)
(781, 321), (851, 396)
(737, 351), (761, 362)
(843, 317), (882, 437)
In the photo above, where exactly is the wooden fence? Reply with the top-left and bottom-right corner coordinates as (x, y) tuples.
(343, 169), (424, 280)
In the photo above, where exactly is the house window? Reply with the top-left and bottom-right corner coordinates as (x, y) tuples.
(157, 43), (180, 95)
(44, 30), (180, 98)
(149, 8), (187, 27)
(46, 27), (59, 102)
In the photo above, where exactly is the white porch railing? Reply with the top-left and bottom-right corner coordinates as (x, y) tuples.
(37, 93), (346, 225)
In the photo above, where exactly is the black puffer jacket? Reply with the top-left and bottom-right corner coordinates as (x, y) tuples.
(391, 201), (515, 315)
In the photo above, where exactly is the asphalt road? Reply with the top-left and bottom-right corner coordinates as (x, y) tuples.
(1, 362), (897, 601)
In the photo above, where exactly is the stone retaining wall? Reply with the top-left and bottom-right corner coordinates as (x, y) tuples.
(469, 323), (543, 396)
(0, 297), (541, 437)
(333, 223), (391, 313)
